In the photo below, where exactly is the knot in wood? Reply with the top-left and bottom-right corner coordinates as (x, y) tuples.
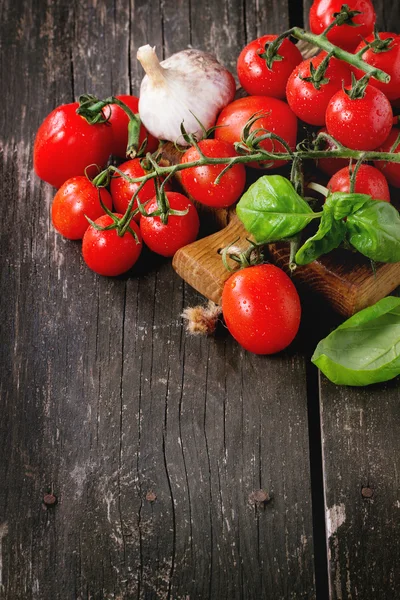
(361, 487), (374, 499)
(146, 490), (157, 503)
(249, 489), (270, 505)
(43, 493), (57, 507)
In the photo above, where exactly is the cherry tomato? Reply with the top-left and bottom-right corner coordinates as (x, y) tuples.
(309, 0), (376, 52)
(82, 214), (142, 276)
(237, 35), (302, 99)
(140, 192), (200, 257)
(315, 127), (350, 176)
(51, 176), (113, 240)
(352, 34), (400, 101)
(222, 264), (301, 355)
(327, 165), (390, 202)
(286, 53), (351, 126)
(107, 95), (159, 158)
(375, 127), (400, 187)
(215, 96), (298, 169)
(180, 139), (246, 208)
(326, 85), (393, 150)
(33, 102), (113, 189)
(110, 159), (158, 221)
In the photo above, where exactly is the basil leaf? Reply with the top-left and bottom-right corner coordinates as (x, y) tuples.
(325, 192), (371, 220)
(346, 200), (400, 263)
(236, 175), (316, 243)
(312, 296), (400, 386)
(295, 205), (346, 265)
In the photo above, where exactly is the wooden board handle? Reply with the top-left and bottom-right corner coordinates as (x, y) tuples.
(172, 215), (249, 304)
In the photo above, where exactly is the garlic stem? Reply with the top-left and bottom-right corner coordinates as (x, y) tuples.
(137, 45), (166, 87)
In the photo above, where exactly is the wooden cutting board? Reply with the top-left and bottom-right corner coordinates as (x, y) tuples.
(172, 211), (400, 317)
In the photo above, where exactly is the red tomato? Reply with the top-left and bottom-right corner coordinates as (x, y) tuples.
(110, 159), (158, 221)
(315, 127), (350, 176)
(51, 176), (113, 240)
(82, 214), (142, 276)
(327, 165), (390, 201)
(107, 95), (159, 158)
(286, 53), (351, 126)
(215, 96), (298, 169)
(180, 139), (246, 208)
(374, 127), (400, 187)
(352, 34), (400, 101)
(237, 35), (302, 99)
(309, 0), (376, 52)
(140, 192), (200, 257)
(222, 264), (301, 355)
(33, 102), (113, 189)
(326, 85), (393, 150)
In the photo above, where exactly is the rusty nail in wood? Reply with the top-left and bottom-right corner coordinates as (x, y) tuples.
(249, 489), (270, 505)
(146, 491), (157, 503)
(43, 493), (57, 506)
(361, 487), (374, 499)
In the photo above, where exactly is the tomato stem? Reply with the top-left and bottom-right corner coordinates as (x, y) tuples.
(77, 95), (142, 157)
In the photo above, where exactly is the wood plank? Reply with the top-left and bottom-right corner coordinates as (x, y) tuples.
(319, 3), (400, 597)
(0, 1), (316, 599)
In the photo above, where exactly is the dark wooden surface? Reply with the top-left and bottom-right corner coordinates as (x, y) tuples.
(0, 1), (399, 600)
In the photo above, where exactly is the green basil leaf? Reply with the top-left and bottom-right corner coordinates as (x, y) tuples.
(295, 205), (346, 265)
(312, 296), (400, 386)
(346, 200), (400, 263)
(325, 192), (371, 221)
(236, 175), (316, 243)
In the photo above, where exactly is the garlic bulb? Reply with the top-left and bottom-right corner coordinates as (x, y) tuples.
(137, 45), (236, 145)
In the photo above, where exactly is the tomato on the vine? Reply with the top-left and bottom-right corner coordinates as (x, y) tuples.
(180, 139), (246, 208)
(33, 102), (113, 189)
(110, 159), (159, 221)
(286, 53), (351, 126)
(107, 95), (159, 158)
(352, 34), (400, 101)
(82, 214), (142, 276)
(309, 0), (376, 52)
(140, 192), (199, 257)
(375, 127), (400, 187)
(326, 85), (393, 150)
(237, 35), (302, 99)
(215, 96), (298, 169)
(51, 176), (113, 240)
(327, 165), (391, 202)
(222, 264), (301, 355)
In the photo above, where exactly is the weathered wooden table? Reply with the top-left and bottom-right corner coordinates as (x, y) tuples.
(1, 1), (399, 598)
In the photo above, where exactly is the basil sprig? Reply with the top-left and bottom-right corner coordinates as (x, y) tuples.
(236, 175), (400, 265)
(312, 297), (400, 386)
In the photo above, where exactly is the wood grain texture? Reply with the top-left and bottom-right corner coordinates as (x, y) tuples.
(0, 1), (316, 599)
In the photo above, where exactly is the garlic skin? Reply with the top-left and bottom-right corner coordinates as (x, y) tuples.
(137, 45), (236, 145)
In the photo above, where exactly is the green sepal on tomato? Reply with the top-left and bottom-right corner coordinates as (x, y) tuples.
(352, 33), (400, 101)
(51, 176), (113, 240)
(107, 94), (159, 158)
(237, 35), (302, 99)
(222, 264), (301, 355)
(33, 102), (113, 189)
(215, 96), (298, 169)
(140, 192), (200, 257)
(180, 139), (246, 208)
(309, 0), (376, 52)
(325, 82), (393, 150)
(82, 214), (142, 276)
(286, 53), (352, 126)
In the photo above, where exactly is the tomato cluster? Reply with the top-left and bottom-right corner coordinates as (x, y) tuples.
(33, 0), (400, 355)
